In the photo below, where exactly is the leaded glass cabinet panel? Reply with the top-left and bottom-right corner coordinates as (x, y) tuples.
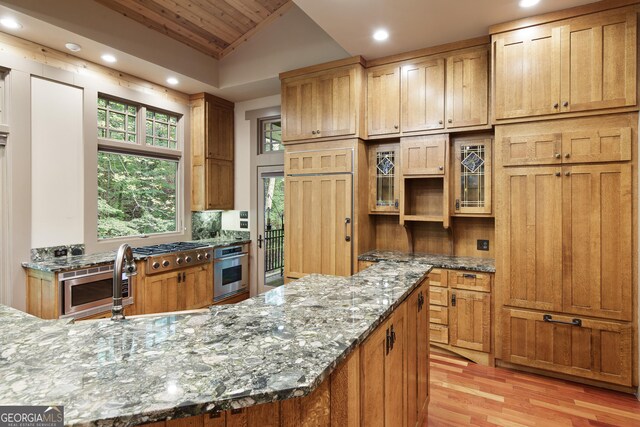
(369, 143), (400, 213)
(452, 136), (492, 215)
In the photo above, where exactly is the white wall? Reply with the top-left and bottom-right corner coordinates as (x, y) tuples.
(233, 94), (281, 209)
(31, 77), (84, 247)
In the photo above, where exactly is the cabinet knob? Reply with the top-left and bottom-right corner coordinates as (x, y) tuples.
(555, 172), (561, 177)
(554, 153), (561, 159)
(438, 166), (444, 171)
(565, 171), (571, 176)
(564, 153), (571, 158)
(563, 101), (569, 107)
(311, 130), (316, 135)
(394, 125), (398, 129)
(316, 129), (321, 134)
(438, 120), (443, 125)
(553, 103), (559, 109)
(448, 119), (452, 123)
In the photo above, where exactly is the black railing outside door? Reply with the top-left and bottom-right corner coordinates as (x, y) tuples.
(264, 227), (284, 274)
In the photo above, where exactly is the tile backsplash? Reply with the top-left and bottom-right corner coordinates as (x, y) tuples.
(192, 211), (250, 241)
(31, 244), (85, 262)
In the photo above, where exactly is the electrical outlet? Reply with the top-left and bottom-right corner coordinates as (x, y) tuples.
(239, 211), (248, 219)
(240, 221), (248, 229)
(54, 248), (68, 257)
(477, 240), (489, 251)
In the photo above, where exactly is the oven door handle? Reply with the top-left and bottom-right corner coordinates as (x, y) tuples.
(214, 253), (247, 262)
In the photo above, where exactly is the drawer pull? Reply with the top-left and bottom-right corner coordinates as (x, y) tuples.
(463, 273), (476, 279)
(543, 314), (581, 327)
(451, 293), (456, 307)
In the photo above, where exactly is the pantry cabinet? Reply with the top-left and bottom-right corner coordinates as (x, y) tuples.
(493, 7), (637, 120)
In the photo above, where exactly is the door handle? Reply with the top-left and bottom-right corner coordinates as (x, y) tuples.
(344, 217), (351, 242)
(451, 293), (456, 307)
(543, 314), (582, 327)
(258, 234), (263, 249)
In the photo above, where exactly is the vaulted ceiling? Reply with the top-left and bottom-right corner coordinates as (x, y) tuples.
(95, 0), (293, 59)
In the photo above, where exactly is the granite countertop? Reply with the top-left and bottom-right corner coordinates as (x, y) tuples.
(21, 238), (251, 273)
(0, 260), (431, 427)
(359, 250), (495, 273)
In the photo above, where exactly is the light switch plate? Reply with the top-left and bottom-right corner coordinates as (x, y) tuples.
(477, 240), (489, 251)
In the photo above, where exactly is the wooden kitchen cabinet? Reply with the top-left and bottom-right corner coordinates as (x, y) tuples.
(280, 59), (364, 142)
(143, 264), (213, 315)
(449, 289), (491, 353)
(406, 280), (429, 427)
(451, 135), (492, 215)
(493, 6), (637, 120)
(446, 47), (488, 128)
(190, 92), (234, 211)
(367, 65), (400, 137)
(503, 308), (633, 386)
(401, 58), (445, 133)
(284, 173), (352, 279)
(360, 303), (406, 427)
(400, 135), (447, 176)
(369, 143), (400, 213)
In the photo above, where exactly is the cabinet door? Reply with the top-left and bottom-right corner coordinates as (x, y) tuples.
(316, 67), (357, 138)
(501, 133), (562, 166)
(369, 143), (400, 213)
(282, 78), (317, 141)
(360, 319), (388, 427)
(562, 127), (632, 164)
(562, 164), (632, 321)
(446, 48), (488, 128)
(450, 289), (491, 352)
(494, 25), (561, 119)
(400, 135), (447, 175)
(401, 58), (445, 132)
(452, 136), (492, 215)
(206, 102), (233, 161)
(560, 11), (637, 113)
(144, 271), (181, 314)
(205, 159), (234, 210)
(386, 306), (406, 427)
(499, 167), (562, 311)
(367, 66), (400, 136)
(285, 174), (352, 278)
(406, 283), (429, 427)
(503, 308), (632, 386)
(183, 265), (212, 310)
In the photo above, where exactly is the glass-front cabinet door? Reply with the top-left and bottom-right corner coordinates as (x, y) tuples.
(452, 136), (492, 215)
(369, 143), (400, 213)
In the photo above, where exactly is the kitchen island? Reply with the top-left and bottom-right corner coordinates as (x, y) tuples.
(0, 261), (431, 427)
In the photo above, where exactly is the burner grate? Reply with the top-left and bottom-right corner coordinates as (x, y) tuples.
(133, 241), (209, 256)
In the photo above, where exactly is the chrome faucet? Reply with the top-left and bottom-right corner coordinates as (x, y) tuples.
(112, 243), (137, 321)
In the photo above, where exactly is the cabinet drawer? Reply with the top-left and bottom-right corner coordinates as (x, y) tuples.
(426, 268), (448, 287)
(285, 149), (353, 174)
(448, 270), (491, 292)
(430, 324), (449, 344)
(429, 286), (448, 306)
(503, 308), (632, 386)
(429, 305), (448, 325)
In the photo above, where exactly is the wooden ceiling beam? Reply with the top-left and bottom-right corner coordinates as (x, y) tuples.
(221, 0), (292, 58)
(223, 0), (271, 22)
(96, 0), (224, 58)
(190, 0), (255, 32)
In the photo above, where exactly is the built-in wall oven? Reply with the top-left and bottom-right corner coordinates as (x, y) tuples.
(214, 244), (249, 301)
(59, 264), (133, 319)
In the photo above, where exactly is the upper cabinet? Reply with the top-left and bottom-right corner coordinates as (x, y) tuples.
(401, 58), (446, 133)
(281, 59), (364, 142)
(190, 93), (234, 211)
(446, 49), (489, 128)
(369, 143), (401, 213)
(493, 7), (637, 121)
(452, 135), (492, 216)
(367, 65), (401, 137)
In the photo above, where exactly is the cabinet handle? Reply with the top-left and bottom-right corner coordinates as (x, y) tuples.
(209, 412), (222, 419)
(390, 324), (396, 348)
(438, 166), (444, 171)
(438, 120), (443, 125)
(555, 172), (561, 177)
(231, 409), (244, 415)
(386, 328), (391, 355)
(553, 103), (559, 109)
(394, 125), (399, 129)
(448, 119), (452, 123)
(316, 129), (321, 134)
(563, 101), (569, 107)
(178, 273), (181, 283)
(554, 153), (561, 159)
(451, 293), (456, 307)
(394, 199), (399, 208)
(311, 130), (316, 135)
(183, 272), (186, 282)
(564, 153), (571, 158)
(463, 273), (476, 279)
(543, 314), (581, 327)
(565, 171), (571, 176)
(344, 217), (351, 242)
(455, 199), (460, 211)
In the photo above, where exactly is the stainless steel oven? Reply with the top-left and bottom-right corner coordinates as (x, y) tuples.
(59, 264), (133, 319)
(214, 244), (248, 301)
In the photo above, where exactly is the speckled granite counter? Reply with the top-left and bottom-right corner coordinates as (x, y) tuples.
(359, 250), (495, 273)
(0, 260), (431, 427)
(21, 238), (251, 273)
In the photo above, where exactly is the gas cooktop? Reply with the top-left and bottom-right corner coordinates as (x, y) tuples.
(133, 241), (209, 256)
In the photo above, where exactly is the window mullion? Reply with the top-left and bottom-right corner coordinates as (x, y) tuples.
(139, 105), (147, 147)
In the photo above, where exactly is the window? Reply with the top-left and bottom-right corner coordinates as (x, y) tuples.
(97, 94), (182, 240)
(146, 110), (178, 149)
(259, 116), (282, 153)
(98, 97), (137, 142)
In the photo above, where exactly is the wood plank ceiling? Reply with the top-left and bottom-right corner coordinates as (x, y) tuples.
(95, 0), (293, 59)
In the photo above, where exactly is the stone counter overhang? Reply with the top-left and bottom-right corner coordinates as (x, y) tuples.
(21, 238), (251, 273)
(0, 260), (431, 427)
(359, 249), (495, 273)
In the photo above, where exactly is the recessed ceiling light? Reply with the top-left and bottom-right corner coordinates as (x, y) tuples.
(65, 43), (82, 52)
(166, 77), (179, 85)
(101, 54), (117, 63)
(0, 17), (22, 30)
(519, 0), (540, 7)
(373, 29), (389, 42)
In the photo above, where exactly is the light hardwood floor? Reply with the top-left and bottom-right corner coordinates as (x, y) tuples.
(427, 352), (640, 426)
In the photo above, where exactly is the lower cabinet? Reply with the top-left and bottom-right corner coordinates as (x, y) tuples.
(450, 289), (490, 353)
(406, 281), (429, 427)
(502, 308), (633, 386)
(143, 264), (213, 315)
